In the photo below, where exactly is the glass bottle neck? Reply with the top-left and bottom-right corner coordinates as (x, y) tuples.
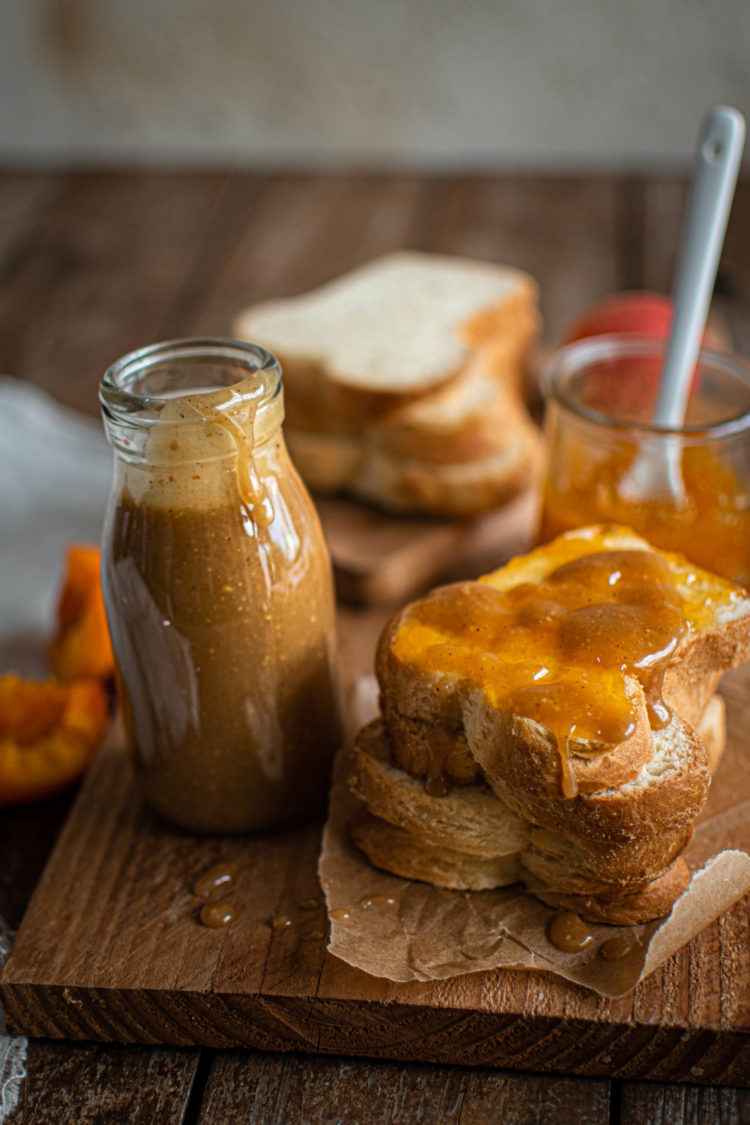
(100, 337), (284, 462)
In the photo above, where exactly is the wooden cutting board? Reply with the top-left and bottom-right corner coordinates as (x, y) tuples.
(318, 488), (538, 604)
(2, 665), (749, 1086)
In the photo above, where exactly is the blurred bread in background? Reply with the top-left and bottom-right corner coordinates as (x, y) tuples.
(235, 251), (543, 517)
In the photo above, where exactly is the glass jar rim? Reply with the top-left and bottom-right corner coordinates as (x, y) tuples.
(100, 337), (282, 422)
(546, 333), (750, 439)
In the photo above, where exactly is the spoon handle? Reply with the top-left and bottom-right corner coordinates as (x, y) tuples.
(654, 106), (745, 427)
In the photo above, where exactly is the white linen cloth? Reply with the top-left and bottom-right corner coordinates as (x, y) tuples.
(0, 377), (112, 674)
(0, 376), (114, 1120)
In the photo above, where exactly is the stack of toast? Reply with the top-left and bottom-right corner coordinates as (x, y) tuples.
(349, 525), (750, 925)
(234, 251), (542, 517)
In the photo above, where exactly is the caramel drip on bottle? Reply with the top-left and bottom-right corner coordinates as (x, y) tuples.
(197, 393), (274, 526)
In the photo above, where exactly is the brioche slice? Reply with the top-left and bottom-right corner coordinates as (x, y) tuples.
(377, 525), (750, 800)
(351, 719), (529, 859)
(349, 699), (725, 922)
(284, 349), (543, 517)
(521, 861), (691, 927)
(353, 525), (750, 923)
(369, 354), (540, 467)
(350, 808), (524, 892)
(696, 693), (726, 773)
(235, 251), (538, 418)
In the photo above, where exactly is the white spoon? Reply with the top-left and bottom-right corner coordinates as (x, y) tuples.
(618, 106), (745, 502)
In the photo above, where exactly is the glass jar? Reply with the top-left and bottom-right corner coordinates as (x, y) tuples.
(100, 338), (343, 833)
(539, 335), (750, 586)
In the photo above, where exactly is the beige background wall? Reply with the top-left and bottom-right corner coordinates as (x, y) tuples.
(1, 0), (749, 168)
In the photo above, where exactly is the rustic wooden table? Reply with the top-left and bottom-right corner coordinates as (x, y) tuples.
(0, 171), (748, 1123)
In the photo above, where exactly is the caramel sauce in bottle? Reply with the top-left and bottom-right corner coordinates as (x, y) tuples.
(391, 535), (711, 799)
(101, 342), (343, 833)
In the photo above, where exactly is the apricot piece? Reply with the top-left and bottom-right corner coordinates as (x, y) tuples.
(48, 545), (114, 684)
(0, 674), (109, 806)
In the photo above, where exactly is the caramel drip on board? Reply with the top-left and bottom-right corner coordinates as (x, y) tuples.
(199, 900), (236, 928)
(359, 895), (396, 908)
(395, 544), (692, 799)
(329, 908), (351, 921)
(193, 859), (239, 900)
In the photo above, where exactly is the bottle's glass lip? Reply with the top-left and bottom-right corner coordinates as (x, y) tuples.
(546, 333), (750, 439)
(99, 337), (282, 419)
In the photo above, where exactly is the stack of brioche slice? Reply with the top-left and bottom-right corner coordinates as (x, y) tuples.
(349, 525), (750, 925)
(234, 251), (542, 517)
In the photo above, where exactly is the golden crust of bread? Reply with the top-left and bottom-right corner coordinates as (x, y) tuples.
(696, 693), (726, 773)
(476, 712), (710, 870)
(287, 415), (542, 519)
(351, 719), (529, 859)
(349, 808), (524, 892)
(522, 860), (691, 927)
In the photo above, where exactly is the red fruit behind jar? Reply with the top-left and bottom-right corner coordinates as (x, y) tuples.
(563, 291), (728, 349)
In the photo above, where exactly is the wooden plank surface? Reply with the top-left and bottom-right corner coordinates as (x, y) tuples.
(319, 488), (538, 605)
(4, 1042), (200, 1125)
(2, 665), (749, 1085)
(197, 1052), (612, 1125)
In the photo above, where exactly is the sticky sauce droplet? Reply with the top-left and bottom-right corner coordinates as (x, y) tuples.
(547, 911), (594, 952)
(272, 913), (293, 930)
(329, 908), (351, 921)
(193, 859), (239, 900)
(600, 936), (633, 962)
(199, 900), (235, 928)
(360, 895), (396, 908)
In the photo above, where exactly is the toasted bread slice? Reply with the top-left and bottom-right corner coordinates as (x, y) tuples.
(235, 252), (538, 417)
(286, 417), (541, 518)
(372, 354), (541, 467)
(377, 526), (750, 797)
(350, 808), (524, 892)
(521, 861), (691, 927)
(349, 696), (724, 922)
(696, 692), (726, 772)
(351, 719), (529, 859)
